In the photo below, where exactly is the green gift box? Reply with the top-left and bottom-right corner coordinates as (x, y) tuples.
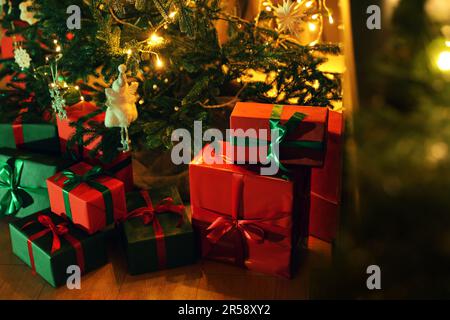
(9, 210), (108, 287)
(0, 122), (61, 155)
(0, 148), (73, 218)
(122, 187), (196, 275)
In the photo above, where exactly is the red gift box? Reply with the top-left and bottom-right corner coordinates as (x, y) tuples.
(230, 102), (328, 167)
(46, 162), (127, 234)
(309, 111), (344, 242)
(56, 102), (134, 191)
(189, 141), (309, 278)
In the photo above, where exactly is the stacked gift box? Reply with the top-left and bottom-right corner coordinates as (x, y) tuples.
(1, 103), (196, 287)
(188, 102), (344, 278)
(0, 100), (343, 286)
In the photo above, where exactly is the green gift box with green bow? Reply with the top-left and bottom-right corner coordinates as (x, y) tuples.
(121, 187), (196, 275)
(0, 148), (73, 218)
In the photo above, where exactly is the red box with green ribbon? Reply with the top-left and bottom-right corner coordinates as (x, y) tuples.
(46, 162), (127, 234)
(56, 102), (134, 191)
(230, 102), (328, 169)
(9, 210), (108, 287)
(121, 187), (196, 275)
(189, 141), (310, 278)
(0, 148), (73, 218)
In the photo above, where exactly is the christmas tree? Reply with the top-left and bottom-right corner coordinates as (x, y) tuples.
(0, 0), (341, 160)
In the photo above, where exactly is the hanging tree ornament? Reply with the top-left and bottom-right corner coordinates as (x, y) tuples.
(105, 64), (139, 152)
(274, 0), (305, 40)
(13, 46), (31, 69)
(19, 0), (39, 25)
(48, 54), (67, 119)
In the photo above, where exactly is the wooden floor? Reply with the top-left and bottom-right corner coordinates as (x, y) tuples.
(0, 215), (332, 300)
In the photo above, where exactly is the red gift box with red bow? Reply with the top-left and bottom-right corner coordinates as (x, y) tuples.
(189, 141), (309, 278)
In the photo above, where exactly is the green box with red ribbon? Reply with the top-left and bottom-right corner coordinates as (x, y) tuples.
(9, 210), (108, 287)
(121, 187), (196, 275)
(0, 148), (73, 218)
(0, 120), (61, 155)
(47, 162), (127, 234)
(230, 102), (328, 169)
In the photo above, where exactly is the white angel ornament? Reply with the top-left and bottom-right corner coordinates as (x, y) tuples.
(105, 64), (139, 152)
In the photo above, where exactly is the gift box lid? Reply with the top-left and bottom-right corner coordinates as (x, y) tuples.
(0, 148), (74, 188)
(230, 102), (328, 142)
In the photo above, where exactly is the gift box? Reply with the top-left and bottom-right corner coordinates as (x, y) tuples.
(189, 141), (310, 278)
(121, 187), (196, 275)
(0, 148), (73, 218)
(230, 102), (328, 168)
(0, 119), (60, 154)
(57, 102), (134, 191)
(47, 162), (127, 234)
(309, 111), (344, 242)
(9, 210), (108, 287)
(56, 101), (104, 158)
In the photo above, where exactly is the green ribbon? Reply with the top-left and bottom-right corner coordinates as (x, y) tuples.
(58, 166), (114, 225)
(231, 105), (323, 172)
(0, 158), (35, 216)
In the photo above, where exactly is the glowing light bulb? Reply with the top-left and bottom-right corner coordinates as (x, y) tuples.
(55, 45), (61, 52)
(75, 85), (80, 90)
(155, 57), (164, 68)
(437, 51), (450, 71)
(53, 39), (58, 44)
(148, 33), (164, 47)
(80, 96), (85, 101)
(446, 41), (450, 48)
(305, 1), (313, 8)
(329, 15), (334, 24)
(265, 6), (272, 11)
(126, 49), (132, 56)
(308, 23), (317, 32)
(311, 14), (319, 20)
(169, 11), (177, 19)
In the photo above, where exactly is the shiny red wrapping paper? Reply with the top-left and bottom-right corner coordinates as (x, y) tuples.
(46, 162), (127, 234)
(309, 111), (344, 242)
(189, 142), (309, 278)
(56, 102), (134, 191)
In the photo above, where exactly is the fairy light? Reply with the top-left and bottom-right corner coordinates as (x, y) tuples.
(305, 1), (313, 8)
(75, 85), (80, 90)
(328, 14), (334, 24)
(265, 6), (272, 12)
(169, 11), (177, 19)
(148, 33), (164, 47)
(308, 22), (317, 32)
(437, 50), (450, 72)
(155, 56), (164, 68)
(80, 96), (85, 101)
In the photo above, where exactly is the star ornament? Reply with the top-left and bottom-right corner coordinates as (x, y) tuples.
(275, 0), (305, 38)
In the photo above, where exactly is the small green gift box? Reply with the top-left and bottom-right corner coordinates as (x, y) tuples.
(0, 121), (60, 155)
(121, 187), (196, 275)
(0, 148), (73, 218)
(9, 210), (108, 287)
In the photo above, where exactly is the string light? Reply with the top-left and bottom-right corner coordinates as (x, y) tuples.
(169, 11), (177, 19)
(155, 56), (164, 68)
(308, 22), (317, 32)
(126, 49), (132, 56)
(148, 33), (164, 47)
(305, 1), (313, 8)
(437, 50), (450, 72)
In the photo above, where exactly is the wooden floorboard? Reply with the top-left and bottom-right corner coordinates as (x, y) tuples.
(0, 216), (331, 300)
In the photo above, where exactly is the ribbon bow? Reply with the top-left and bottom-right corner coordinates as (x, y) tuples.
(0, 158), (27, 215)
(59, 166), (104, 189)
(267, 105), (308, 172)
(21, 214), (85, 275)
(126, 191), (185, 227)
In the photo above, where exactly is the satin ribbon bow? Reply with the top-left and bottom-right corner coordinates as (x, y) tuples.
(59, 165), (104, 189)
(22, 215), (69, 254)
(126, 191), (185, 227)
(267, 105), (308, 172)
(21, 214), (85, 275)
(0, 158), (27, 215)
(206, 216), (267, 244)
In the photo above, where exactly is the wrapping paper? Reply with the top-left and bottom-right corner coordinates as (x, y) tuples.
(189, 141), (309, 278)
(309, 111), (344, 242)
(0, 148), (73, 218)
(47, 162), (127, 234)
(9, 210), (107, 287)
(230, 102), (328, 167)
(122, 187), (196, 275)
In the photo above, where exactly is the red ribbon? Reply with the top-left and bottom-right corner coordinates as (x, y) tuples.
(21, 215), (85, 275)
(204, 173), (290, 268)
(125, 191), (185, 269)
(12, 116), (24, 147)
